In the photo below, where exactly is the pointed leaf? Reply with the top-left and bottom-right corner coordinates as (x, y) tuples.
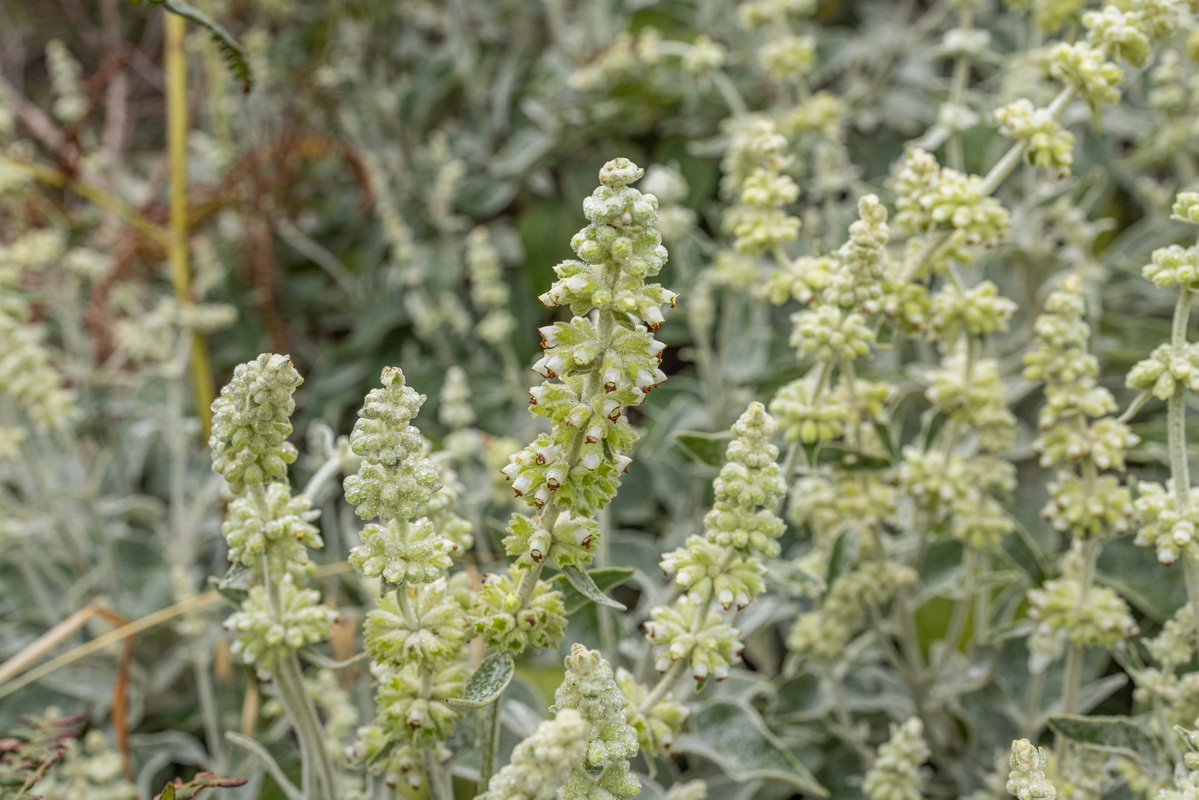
(673, 431), (728, 466)
(138, 0), (252, 92)
(208, 575), (248, 608)
(446, 654), (514, 710)
(552, 567), (634, 614)
(1047, 715), (1158, 768)
(673, 701), (827, 797)
(161, 784), (176, 800)
(559, 565), (627, 611)
(298, 648), (368, 670)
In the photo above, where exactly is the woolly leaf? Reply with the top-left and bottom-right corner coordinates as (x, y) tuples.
(673, 430), (728, 466)
(673, 701), (828, 797)
(446, 653), (514, 710)
(552, 567), (635, 614)
(559, 564), (628, 611)
(1047, 715), (1157, 767)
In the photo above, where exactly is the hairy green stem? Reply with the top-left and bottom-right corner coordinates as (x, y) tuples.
(251, 484), (338, 800)
(477, 698), (504, 795)
(1059, 538), (1099, 716)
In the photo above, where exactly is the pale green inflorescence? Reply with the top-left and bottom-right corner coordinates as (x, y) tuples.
(479, 709), (587, 800)
(225, 574), (336, 676)
(1128, 192), (1199, 565)
(221, 482), (323, 576)
(1047, 42), (1124, 106)
(474, 567), (568, 655)
(1028, 541), (1138, 661)
(993, 99), (1075, 176)
(1006, 739), (1058, 800)
(498, 157), (672, 588)
(209, 353), (303, 494)
(863, 718), (930, 800)
(1026, 277), (1136, 509)
(892, 148), (1010, 247)
(211, 354), (334, 674)
(552, 644), (642, 800)
(345, 366), (438, 523)
(341, 366), (474, 788)
(642, 403), (784, 688)
(615, 668), (689, 757)
(702, 402), (787, 558)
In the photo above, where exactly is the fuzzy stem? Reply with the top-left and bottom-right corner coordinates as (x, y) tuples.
(251, 484), (338, 800)
(945, 7), (973, 172)
(1059, 538), (1099, 717)
(477, 697), (504, 795)
(1168, 288), (1199, 650)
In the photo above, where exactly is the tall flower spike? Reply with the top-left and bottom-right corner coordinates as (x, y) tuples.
(344, 366), (439, 523)
(552, 644), (641, 800)
(703, 402), (787, 559)
(209, 353), (302, 494)
(501, 158), (674, 571)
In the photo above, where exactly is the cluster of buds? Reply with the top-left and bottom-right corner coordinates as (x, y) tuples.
(645, 404), (784, 678)
(1027, 542), (1138, 662)
(892, 148), (1010, 249)
(551, 645), (642, 800)
(342, 367), (472, 786)
(478, 709), (586, 800)
(1025, 277), (1137, 538)
(210, 354), (335, 675)
(499, 159), (673, 579)
(862, 718), (930, 800)
(1006, 739), (1058, 800)
(1129, 193), (1199, 565)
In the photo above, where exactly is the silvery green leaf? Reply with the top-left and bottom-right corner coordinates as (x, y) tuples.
(672, 701), (827, 797)
(558, 564), (627, 611)
(447, 653), (514, 710)
(1047, 715), (1158, 769)
(552, 567), (633, 614)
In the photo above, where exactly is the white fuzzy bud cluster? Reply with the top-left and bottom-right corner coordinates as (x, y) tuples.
(479, 710), (586, 800)
(1006, 739), (1057, 800)
(863, 718), (930, 800)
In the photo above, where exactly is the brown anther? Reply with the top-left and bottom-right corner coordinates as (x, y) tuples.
(536, 454), (547, 465)
(608, 408), (621, 421)
(524, 616), (537, 627)
(530, 550), (544, 563)
(605, 382), (617, 393)
(581, 535), (592, 550)
(546, 478), (560, 490)
(529, 392), (538, 405)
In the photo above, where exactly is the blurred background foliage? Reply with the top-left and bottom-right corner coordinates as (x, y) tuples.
(3, 0), (1199, 798)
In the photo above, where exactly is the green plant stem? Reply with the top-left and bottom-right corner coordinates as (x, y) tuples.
(638, 659), (688, 714)
(165, 10), (215, 440)
(1168, 287), (1199, 650)
(1059, 538), (1099, 717)
(945, 8), (973, 172)
(896, 84), (1076, 284)
(477, 698), (503, 795)
(937, 547), (977, 672)
(251, 484), (338, 800)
